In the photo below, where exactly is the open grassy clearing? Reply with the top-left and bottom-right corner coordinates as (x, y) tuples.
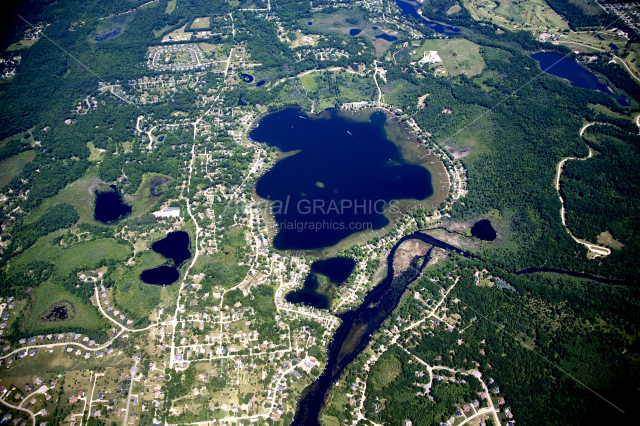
(191, 17), (211, 29)
(413, 38), (486, 77)
(299, 74), (318, 92)
(23, 281), (107, 333)
(24, 168), (102, 225)
(588, 103), (633, 121)
(111, 250), (166, 321)
(0, 150), (35, 187)
(55, 239), (131, 277)
(129, 172), (173, 216)
(8, 231), (130, 280)
(463, 0), (569, 30)
(87, 141), (105, 162)
(6, 37), (40, 51)
(165, 0), (177, 14)
(237, 0), (268, 9)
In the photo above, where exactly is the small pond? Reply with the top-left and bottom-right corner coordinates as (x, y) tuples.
(241, 73), (254, 83)
(375, 33), (398, 42)
(94, 185), (132, 223)
(609, 43), (619, 50)
(308, 21), (313, 26)
(349, 28), (362, 36)
(470, 219), (496, 241)
(95, 27), (122, 42)
(256, 80), (266, 87)
(285, 257), (357, 309)
(140, 231), (191, 285)
(372, 26), (379, 30)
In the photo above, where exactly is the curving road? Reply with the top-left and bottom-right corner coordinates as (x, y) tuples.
(0, 396), (36, 426)
(554, 122), (611, 258)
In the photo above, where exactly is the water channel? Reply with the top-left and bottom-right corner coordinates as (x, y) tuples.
(291, 232), (468, 425)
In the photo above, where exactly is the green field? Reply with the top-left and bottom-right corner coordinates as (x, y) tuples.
(191, 17), (211, 29)
(24, 169), (102, 225)
(165, 0), (176, 14)
(87, 142), (105, 162)
(0, 150), (35, 187)
(299, 74), (318, 92)
(23, 281), (107, 333)
(56, 239), (132, 276)
(111, 250), (166, 320)
(413, 39), (486, 77)
(464, 0), (569, 30)
(11, 235), (130, 275)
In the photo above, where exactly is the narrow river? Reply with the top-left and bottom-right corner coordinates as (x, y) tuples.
(291, 232), (463, 425)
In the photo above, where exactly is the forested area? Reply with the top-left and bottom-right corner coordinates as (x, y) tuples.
(10, 203), (79, 252)
(562, 124), (640, 276)
(356, 257), (640, 425)
(379, 23), (639, 283)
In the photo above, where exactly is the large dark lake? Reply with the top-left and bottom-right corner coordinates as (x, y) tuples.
(249, 108), (434, 251)
(94, 185), (132, 223)
(140, 231), (191, 285)
(531, 52), (629, 106)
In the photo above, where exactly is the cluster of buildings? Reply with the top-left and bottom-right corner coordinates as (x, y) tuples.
(601, 2), (639, 36)
(147, 45), (218, 72)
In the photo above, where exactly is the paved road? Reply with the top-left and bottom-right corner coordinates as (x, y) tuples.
(0, 396), (36, 426)
(122, 365), (138, 426)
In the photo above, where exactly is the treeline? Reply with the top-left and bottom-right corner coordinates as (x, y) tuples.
(10, 203), (79, 253)
(543, 0), (615, 30)
(0, 137), (31, 161)
(589, 57), (640, 103)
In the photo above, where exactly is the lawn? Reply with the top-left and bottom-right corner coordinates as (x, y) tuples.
(299, 74), (318, 92)
(414, 39), (486, 77)
(0, 150), (35, 187)
(23, 281), (107, 333)
(191, 17), (211, 30)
